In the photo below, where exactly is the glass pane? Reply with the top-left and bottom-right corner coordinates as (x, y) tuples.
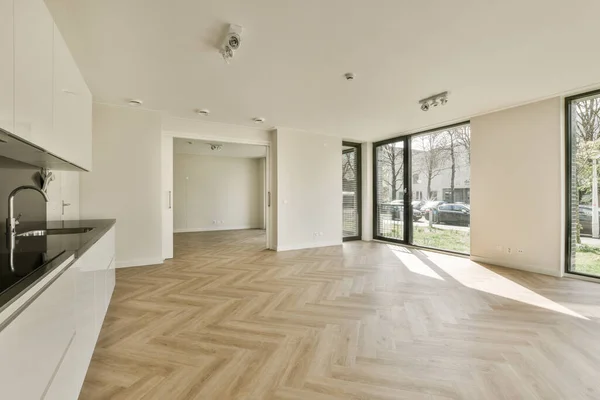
(342, 146), (359, 238)
(569, 94), (600, 277)
(410, 125), (471, 253)
(375, 141), (404, 241)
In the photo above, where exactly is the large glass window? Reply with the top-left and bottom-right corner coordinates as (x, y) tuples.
(411, 125), (471, 253)
(567, 91), (600, 278)
(373, 123), (471, 254)
(342, 142), (361, 240)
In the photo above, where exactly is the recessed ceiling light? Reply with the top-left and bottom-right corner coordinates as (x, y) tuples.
(196, 109), (210, 116)
(252, 117), (265, 124)
(344, 72), (356, 81)
(128, 99), (143, 107)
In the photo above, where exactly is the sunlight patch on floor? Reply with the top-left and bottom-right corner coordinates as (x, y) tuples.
(388, 246), (444, 281)
(419, 250), (589, 320)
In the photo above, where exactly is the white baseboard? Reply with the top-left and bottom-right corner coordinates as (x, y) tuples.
(470, 255), (562, 278)
(116, 258), (164, 268)
(174, 225), (259, 233)
(276, 241), (342, 252)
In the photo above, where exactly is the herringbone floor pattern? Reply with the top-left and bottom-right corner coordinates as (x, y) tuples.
(80, 230), (600, 399)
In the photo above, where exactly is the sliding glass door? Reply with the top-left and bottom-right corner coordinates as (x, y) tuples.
(373, 123), (471, 254)
(374, 138), (407, 242)
(566, 90), (600, 278)
(342, 142), (361, 241)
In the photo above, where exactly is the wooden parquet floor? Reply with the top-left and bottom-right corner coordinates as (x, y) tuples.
(80, 230), (600, 400)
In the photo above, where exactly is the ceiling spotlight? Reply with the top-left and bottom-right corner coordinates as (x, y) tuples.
(418, 91), (449, 112)
(220, 24), (243, 63)
(128, 99), (143, 107)
(209, 144), (223, 151)
(344, 72), (356, 81)
(252, 117), (265, 124)
(195, 109), (210, 116)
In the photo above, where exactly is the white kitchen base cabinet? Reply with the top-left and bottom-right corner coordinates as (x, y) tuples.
(0, 265), (75, 400)
(0, 226), (116, 400)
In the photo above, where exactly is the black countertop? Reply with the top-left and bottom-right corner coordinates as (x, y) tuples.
(0, 219), (116, 313)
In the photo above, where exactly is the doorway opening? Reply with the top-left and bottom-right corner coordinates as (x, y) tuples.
(162, 136), (270, 260)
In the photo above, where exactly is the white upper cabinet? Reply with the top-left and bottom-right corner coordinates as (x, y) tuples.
(53, 24), (93, 170)
(8, 0), (92, 170)
(14, 0), (54, 148)
(0, 0), (13, 134)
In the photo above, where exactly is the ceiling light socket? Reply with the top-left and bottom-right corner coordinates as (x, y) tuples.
(344, 72), (356, 81)
(128, 99), (143, 107)
(195, 109), (210, 116)
(252, 117), (265, 124)
(220, 24), (243, 63)
(418, 91), (449, 112)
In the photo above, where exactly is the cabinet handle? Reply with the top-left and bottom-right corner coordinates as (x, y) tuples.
(168, 191), (172, 209)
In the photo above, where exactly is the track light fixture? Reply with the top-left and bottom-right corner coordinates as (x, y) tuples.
(419, 91), (449, 112)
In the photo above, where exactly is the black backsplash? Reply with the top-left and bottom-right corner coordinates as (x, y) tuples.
(0, 156), (46, 223)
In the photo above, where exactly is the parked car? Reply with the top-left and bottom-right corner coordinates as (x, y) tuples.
(385, 200), (423, 222)
(411, 200), (426, 211)
(437, 203), (470, 226)
(422, 201), (446, 220)
(579, 205), (600, 235)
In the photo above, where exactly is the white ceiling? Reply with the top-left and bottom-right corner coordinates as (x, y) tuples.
(46, 0), (600, 141)
(174, 138), (267, 158)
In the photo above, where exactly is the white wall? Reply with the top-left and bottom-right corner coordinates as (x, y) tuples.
(275, 128), (342, 250)
(174, 154), (264, 232)
(80, 104), (163, 268)
(470, 97), (564, 277)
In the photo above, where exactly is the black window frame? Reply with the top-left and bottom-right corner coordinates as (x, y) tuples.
(342, 141), (362, 242)
(372, 121), (470, 255)
(565, 88), (600, 279)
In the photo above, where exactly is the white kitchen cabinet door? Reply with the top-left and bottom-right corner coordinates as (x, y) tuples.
(0, 267), (75, 400)
(0, 0), (13, 133)
(53, 23), (92, 171)
(14, 0), (54, 148)
(106, 258), (116, 312)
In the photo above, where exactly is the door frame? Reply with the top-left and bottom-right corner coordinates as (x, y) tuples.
(372, 121), (470, 252)
(161, 131), (272, 260)
(342, 141), (362, 242)
(564, 88), (600, 279)
(372, 136), (410, 244)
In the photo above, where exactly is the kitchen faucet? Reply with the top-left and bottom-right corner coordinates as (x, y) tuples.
(6, 186), (49, 248)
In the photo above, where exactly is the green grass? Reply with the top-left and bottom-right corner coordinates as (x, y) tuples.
(413, 227), (470, 253)
(386, 224), (470, 253)
(574, 244), (600, 276)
